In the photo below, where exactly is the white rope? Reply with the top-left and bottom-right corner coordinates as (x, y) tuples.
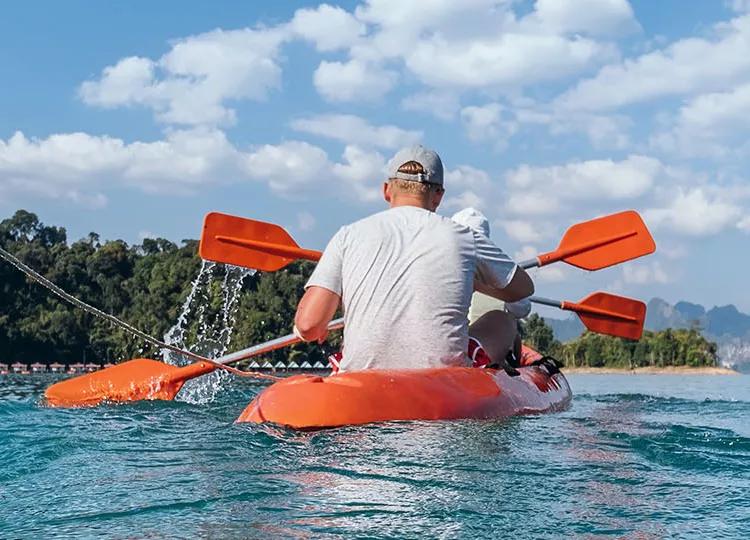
(0, 244), (285, 380)
(0, 244), (206, 362)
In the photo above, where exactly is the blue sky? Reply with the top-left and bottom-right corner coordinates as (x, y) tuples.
(2, 0), (750, 313)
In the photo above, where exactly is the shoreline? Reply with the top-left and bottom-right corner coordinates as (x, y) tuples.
(562, 366), (740, 375)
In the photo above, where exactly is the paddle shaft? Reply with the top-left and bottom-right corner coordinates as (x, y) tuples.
(518, 230), (638, 269)
(211, 317), (344, 367)
(531, 296), (639, 323)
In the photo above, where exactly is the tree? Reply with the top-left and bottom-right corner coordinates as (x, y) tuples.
(521, 313), (560, 356)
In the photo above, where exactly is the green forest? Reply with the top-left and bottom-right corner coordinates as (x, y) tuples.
(522, 314), (718, 368)
(0, 210), (331, 366)
(1, 210), (718, 368)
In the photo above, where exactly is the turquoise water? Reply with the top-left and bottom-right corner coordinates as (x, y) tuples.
(1, 373), (748, 539)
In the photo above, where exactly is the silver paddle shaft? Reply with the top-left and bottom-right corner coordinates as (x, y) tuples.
(213, 317), (345, 366)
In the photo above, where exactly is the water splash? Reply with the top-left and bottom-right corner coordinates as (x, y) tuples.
(163, 261), (255, 404)
(718, 340), (750, 373)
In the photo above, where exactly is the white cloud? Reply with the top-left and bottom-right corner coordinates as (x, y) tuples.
(313, 59), (397, 102)
(242, 141), (386, 202)
(0, 128), (240, 204)
(532, 0), (639, 36)
(290, 114), (421, 150)
(506, 154), (661, 203)
(547, 112), (632, 150)
(401, 91), (460, 121)
(350, 0), (619, 94)
(557, 14), (750, 111)
(445, 165), (492, 191)
(651, 82), (750, 157)
(296, 211), (316, 232)
(529, 265), (568, 283)
(243, 141), (330, 194)
(622, 261), (670, 284)
(503, 219), (544, 243)
(442, 165), (494, 211)
(460, 103), (518, 146)
(729, 0), (750, 13)
(406, 33), (611, 90)
(443, 190), (485, 211)
(288, 4), (365, 52)
(80, 27), (286, 126)
(644, 188), (742, 236)
(331, 145), (387, 202)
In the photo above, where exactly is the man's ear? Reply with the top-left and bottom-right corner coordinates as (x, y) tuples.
(430, 188), (444, 211)
(383, 181), (392, 203)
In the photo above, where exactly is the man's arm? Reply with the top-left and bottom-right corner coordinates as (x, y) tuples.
(494, 266), (534, 302)
(473, 231), (535, 303)
(294, 286), (340, 342)
(294, 227), (346, 342)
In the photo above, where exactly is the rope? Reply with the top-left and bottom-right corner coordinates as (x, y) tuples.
(0, 245), (280, 381)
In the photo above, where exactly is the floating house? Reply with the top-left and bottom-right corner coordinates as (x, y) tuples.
(11, 362), (29, 374)
(0, 363), (8, 375)
(84, 363), (101, 373)
(30, 363), (46, 373)
(49, 363), (65, 373)
(68, 363), (85, 374)
(299, 361), (313, 370)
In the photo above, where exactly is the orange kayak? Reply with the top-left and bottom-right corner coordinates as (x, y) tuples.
(236, 350), (570, 429)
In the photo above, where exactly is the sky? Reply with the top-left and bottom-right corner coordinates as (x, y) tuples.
(2, 0), (750, 313)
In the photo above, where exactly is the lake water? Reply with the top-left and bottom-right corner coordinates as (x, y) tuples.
(1, 373), (748, 539)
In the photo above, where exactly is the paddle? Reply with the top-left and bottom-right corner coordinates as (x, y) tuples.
(531, 292), (646, 340)
(44, 318), (344, 407)
(199, 210), (655, 272)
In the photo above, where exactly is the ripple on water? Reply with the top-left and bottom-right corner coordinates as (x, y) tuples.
(1, 373), (749, 539)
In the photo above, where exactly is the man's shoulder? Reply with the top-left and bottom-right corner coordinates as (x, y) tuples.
(349, 207), (470, 230)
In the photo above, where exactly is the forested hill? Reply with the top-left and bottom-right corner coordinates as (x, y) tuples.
(523, 315), (718, 369)
(0, 210), (329, 366)
(0, 209), (718, 369)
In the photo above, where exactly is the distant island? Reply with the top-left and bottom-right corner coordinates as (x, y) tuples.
(544, 298), (750, 372)
(522, 314), (726, 372)
(0, 209), (735, 372)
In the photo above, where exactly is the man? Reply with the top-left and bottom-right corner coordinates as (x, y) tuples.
(294, 145), (533, 373)
(451, 207), (532, 370)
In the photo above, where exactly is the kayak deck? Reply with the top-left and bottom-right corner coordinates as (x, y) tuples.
(236, 365), (571, 429)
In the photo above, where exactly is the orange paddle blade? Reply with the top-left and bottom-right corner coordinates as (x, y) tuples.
(199, 212), (321, 271)
(562, 292), (647, 340)
(44, 359), (216, 407)
(537, 211), (655, 270)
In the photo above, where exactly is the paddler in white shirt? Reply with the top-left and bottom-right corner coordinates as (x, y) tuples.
(293, 145), (534, 375)
(451, 207), (532, 372)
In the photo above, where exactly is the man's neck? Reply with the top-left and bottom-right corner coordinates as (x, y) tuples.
(389, 197), (432, 211)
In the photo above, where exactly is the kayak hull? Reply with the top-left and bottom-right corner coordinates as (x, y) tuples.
(236, 365), (571, 429)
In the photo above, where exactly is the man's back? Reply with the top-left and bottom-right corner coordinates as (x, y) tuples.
(307, 206), (508, 371)
(295, 144), (530, 372)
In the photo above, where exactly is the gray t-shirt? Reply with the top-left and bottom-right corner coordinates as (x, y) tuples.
(306, 206), (517, 372)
